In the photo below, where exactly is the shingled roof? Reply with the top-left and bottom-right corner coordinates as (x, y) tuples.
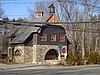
(11, 26), (40, 44)
(10, 26), (21, 37)
(10, 13), (54, 45)
(10, 11), (70, 44)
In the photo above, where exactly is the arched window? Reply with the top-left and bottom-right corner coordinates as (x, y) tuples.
(45, 49), (58, 60)
(15, 49), (21, 56)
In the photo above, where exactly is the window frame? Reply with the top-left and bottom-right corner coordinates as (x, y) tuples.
(50, 35), (56, 41)
(59, 35), (65, 42)
(40, 34), (47, 41)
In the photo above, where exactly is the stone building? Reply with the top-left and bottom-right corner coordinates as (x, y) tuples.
(8, 4), (70, 64)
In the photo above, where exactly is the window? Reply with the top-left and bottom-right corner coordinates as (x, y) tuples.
(59, 35), (65, 42)
(9, 38), (14, 42)
(37, 13), (41, 17)
(50, 35), (56, 41)
(40, 34), (47, 41)
(15, 49), (21, 56)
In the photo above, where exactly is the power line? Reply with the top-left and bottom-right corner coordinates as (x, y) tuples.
(1, 1), (100, 9)
(6, 15), (29, 16)
(6, 21), (100, 33)
(71, 0), (100, 8)
(1, 21), (100, 34)
(2, 2), (35, 4)
(58, 0), (100, 9)
(5, 10), (100, 17)
(1, 1), (100, 18)
(1, 2), (51, 4)
(0, 0), (18, 1)
(7, 21), (100, 24)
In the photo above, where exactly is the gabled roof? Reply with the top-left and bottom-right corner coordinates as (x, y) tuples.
(10, 12), (70, 44)
(11, 26), (40, 44)
(32, 13), (53, 22)
(10, 13), (54, 45)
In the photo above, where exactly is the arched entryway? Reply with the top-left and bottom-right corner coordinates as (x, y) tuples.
(45, 49), (58, 60)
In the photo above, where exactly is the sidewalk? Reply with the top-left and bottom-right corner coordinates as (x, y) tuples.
(0, 64), (47, 70)
(0, 63), (100, 71)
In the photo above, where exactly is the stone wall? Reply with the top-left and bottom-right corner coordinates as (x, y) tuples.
(24, 46), (33, 63)
(36, 45), (67, 63)
(13, 45), (24, 63)
(8, 45), (67, 64)
(13, 45), (37, 64)
(32, 45), (37, 63)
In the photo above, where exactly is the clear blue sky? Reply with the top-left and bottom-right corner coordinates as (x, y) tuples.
(1, 0), (100, 20)
(1, 0), (53, 20)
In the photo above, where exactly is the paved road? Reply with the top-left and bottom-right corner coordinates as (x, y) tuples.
(0, 65), (100, 75)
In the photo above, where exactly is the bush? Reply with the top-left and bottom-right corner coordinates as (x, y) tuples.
(66, 50), (100, 65)
(87, 52), (100, 64)
(66, 53), (83, 65)
(66, 57), (74, 65)
(97, 55), (100, 64)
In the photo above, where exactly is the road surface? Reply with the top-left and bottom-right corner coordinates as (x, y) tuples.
(0, 65), (100, 75)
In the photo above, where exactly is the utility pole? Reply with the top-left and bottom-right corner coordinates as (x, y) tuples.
(82, 23), (85, 59)
(95, 37), (99, 52)
(88, 23), (91, 54)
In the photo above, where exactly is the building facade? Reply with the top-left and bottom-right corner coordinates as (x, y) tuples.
(8, 24), (70, 64)
(8, 4), (70, 64)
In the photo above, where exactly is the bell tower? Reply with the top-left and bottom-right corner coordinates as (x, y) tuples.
(48, 4), (55, 14)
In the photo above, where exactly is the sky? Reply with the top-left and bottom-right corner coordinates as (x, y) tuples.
(1, 0), (100, 20)
(1, 0), (53, 20)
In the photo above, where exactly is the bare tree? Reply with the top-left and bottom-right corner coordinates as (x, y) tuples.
(28, 0), (49, 20)
(0, 1), (5, 19)
(27, 0), (100, 58)
(28, 8), (35, 20)
(28, 0), (100, 21)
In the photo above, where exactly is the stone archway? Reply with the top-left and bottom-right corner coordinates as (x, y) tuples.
(45, 49), (58, 60)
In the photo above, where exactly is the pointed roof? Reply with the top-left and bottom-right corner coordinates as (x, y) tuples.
(10, 9), (70, 44)
(10, 13), (54, 45)
(32, 13), (53, 22)
(10, 26), (40, 44)
(48, 3), (54, 8)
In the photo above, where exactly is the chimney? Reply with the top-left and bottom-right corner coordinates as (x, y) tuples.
(48, 3), (55, 14)
(36, 11), (44, 18)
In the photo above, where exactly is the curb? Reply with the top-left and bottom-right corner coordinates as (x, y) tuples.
(0, 64), (100, 70)
(0, 64), (47, 70)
